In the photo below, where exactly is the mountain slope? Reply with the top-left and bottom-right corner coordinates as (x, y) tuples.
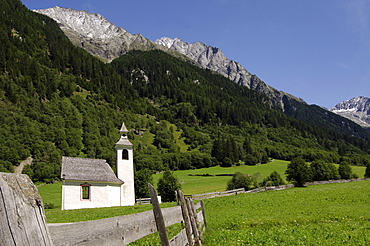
(156, 37), (305, 108)
(34, 7), (303, 109)
(331, 96), (370, 129)
(33, 7), (163, 62)
(1, 0), (370, 182)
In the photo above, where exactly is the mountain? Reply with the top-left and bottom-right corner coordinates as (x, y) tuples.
(155, 37), (305, 108)
(330, 96), (370, 129)
(1, 0), (370, 183)
(33, 6), (163, 62)
(34, 7), (302, 109)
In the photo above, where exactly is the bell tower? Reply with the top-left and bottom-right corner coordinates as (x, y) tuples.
(115, 121), (135, 206)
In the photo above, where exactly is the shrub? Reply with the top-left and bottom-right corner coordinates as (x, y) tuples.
(262, 171), (285, 186)
(338, 161), (352, 179)
(285, 157), (310, 187)
(310, 160), (340, 181)
(227, 172), (253, 190)
(157, 170), (181, 202)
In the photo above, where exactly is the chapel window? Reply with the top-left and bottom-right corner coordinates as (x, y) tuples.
(81, 183), (91, 200)
(122, 149), (129, 160)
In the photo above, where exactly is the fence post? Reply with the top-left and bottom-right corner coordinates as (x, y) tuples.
(200, 200), (207, 229)
(148, 183), (170, 246)
(190, 198), (203, 242)
(186, 198), (202, 246)
(0, 172), (53, 246)
(178, 190), (193, 246)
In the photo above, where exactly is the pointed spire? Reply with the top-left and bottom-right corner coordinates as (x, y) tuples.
(120, 121), (129, 135)
(116, 121), (133, 147)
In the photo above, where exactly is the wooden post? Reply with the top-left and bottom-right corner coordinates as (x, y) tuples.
(200, 200), (207, 229)
(0, 172), (53, 246)
(189, 199), (203, 242)
(186, 198), (202, 246)
(148, 183), (169, 246)
(177, 190), (193, 246)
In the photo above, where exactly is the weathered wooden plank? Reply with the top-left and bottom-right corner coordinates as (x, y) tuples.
(0, 172), (53, 246)
(48, 205), (183, 246)
(169, 228), (188, 246)
(200, 200), (207, 229)
(186, 198), (201, 246)
(49, 209), (157, 246)
(178, 190), (193, 246)
(148, 183), (170, 246)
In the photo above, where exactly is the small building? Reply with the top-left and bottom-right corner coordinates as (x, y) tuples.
(61, 121), (135, 210)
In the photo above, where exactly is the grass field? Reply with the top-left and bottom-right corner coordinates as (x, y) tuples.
(203, 181), (370, 245)
(153, 160), (366, 195)
(37, 164), (369, 245)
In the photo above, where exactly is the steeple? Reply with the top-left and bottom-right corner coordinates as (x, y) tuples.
(115, 120), (135, 206)
(116, 121), (133, 147)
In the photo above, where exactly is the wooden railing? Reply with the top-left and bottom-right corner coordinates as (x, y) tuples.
(185, 188), (245, 200)
(0, 173), (206, 246)
(48, 184), (206, 246)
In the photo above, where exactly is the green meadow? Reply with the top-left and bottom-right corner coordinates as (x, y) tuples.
(203, 181), (370, 245)
(38, 162), (369, 245)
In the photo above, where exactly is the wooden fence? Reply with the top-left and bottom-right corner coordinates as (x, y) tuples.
(0, 173), (53, 246)
(185, 188), (245, 200)
(0, 173), (206, 246)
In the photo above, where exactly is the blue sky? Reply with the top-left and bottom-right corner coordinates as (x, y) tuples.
(22, 0), (370, 108)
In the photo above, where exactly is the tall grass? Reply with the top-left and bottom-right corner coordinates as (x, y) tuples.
(203, 181), (370, 245)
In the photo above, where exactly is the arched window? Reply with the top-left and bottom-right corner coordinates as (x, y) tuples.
(122, 149), (129, 160)
(81, 183), (91, 200)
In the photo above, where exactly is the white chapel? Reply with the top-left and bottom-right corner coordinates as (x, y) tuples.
(60, 121), (135, 210)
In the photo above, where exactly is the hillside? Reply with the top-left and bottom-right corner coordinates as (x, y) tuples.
(0, 0), (369, 183)
(34, 6), (370, 140)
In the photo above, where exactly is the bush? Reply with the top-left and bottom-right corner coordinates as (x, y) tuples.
(157, 170), (181, 202)
(338, 161), (352, 179)
(285, 157), (310, 187)
(227, 172), (253, 190)
(261, 171), (285, 186)
(310, 160), (339, 181)
(135, 169), (153, 198)
(364, 165), (370, 178)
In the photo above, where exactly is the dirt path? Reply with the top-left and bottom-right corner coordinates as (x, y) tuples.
(14, 156), (33, 174)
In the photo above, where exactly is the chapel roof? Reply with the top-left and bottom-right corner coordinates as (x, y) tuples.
(119, 121), (129, 133)
(61, 156), (123, 184)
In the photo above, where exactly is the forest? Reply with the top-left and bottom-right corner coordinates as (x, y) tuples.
(0, 0), (370, 185)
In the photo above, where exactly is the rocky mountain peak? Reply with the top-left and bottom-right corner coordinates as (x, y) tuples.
(330, 96), (370, 128)
(36, 7), (304, 109)
(35, 6), (127, 40)
(34, 7), (159, 62)
(156, 37), (305, 108)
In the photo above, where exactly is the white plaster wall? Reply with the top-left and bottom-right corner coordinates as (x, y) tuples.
(116, 147), (135, 206)
(108, 185), (121, 206)
(62, 181), (121, 210)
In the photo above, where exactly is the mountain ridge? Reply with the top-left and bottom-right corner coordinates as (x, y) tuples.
(34, 6), (304, 109)
(34, 6), (162, 62)
(155, 37), (305, 108)
(330, 96), (370, 129)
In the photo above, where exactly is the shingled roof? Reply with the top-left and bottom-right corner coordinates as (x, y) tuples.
(61, 157), (123, 184)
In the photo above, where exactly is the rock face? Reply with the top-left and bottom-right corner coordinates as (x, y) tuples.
(330, 96), (370, 129)
(155, 37), (305, 108)
(35, 7), (304, 108)
(34, 7), (160, 62)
